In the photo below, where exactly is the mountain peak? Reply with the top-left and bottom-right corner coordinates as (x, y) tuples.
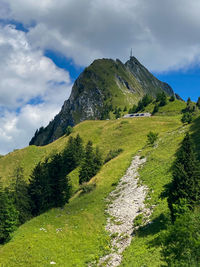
(29, 56), (175, 146)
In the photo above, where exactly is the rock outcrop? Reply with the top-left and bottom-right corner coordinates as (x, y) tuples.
(30, 57), (174, 146)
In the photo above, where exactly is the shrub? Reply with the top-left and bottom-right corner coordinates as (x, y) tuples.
(152, 104), (159, 115)
(181, 112), (192, 124)
(169, 95), (175, 102)
(133, 214), (144, 227)
(104, 148), (123, 163)
(65, 126), (73, 136)
(147, 131), (158, 145)
(80, 183), (96, 194)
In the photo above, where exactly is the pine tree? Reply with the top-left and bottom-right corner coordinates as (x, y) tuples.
(168, 133), (200, 222)
(93, 147), (103, 174)
(29, 159), (51, 215)
(0, 178), (18, 244)
(74, 134), (84, 166)
(187, 97), (191, 105)
(10, 167), (31, 224)
(196, 97), (200, 108)
(152, 104), (159, 115)
(79, 142), (103, 184)
(169, 95), (175, 102)
(159, 92), (167, 106)
(79, 141), (95, 184)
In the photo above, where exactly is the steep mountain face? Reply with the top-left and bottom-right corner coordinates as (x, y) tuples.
(30, 57), (174, 146)
(125, 56), (173, 96)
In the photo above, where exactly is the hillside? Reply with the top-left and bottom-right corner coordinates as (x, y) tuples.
(29, 57), (174, 146)
(0, 105), (193, 266)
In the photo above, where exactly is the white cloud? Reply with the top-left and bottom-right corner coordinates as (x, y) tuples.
(0, 24), (72, 154)
(2, 0), (200, 71)
(1, 0), (200, 154)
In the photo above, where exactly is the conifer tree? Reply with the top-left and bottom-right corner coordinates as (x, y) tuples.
(196, 96), (200, 108)
(152, 104), (159, 115)
(93, 147), (103, 174)
(0, 178), (18, 244)
(74, 134), (84, 166)
(79, 142), (102, 184)
(11, 167), (31, 224)
(79, 140), (94, 184)
(159, 92), (167, 106)
(168, 133), (200, 222)
(29, 159), (51, 215)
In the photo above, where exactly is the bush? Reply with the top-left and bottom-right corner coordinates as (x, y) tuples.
(181, 112), (192, 124)
(147, 131), (158, 145)
(133, 214), (144, 227)
(104, 148), (123, 163)
(169, 95), (175, 102)
(161, 208), (200, 266)
(65, 126), (73, 136)
(152, 104), (159, 115)
(80, 183), (96, 194)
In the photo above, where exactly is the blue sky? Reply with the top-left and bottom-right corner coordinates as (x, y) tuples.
(45, 49), (200, 102)
(0, 0), (200, 154)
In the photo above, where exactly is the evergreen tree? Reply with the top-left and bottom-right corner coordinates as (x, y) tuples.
(62, 136), (77, 173)
(79, 142), (102, 184)
(161, 208), (200, 266)
(10, 167), (31, 224)
(181, 112), (192, 124)
(136, 100), (144, 112)
(0, 178), (18, 244)
(29, 159), (51, 215)
(187, 97), (191, 105)
(159, 92), (167, 106)
(65, 126), (73, 136)
(142, 94), (153, 107)
(74, 134), (84, 166)
(93, 147), (103, 174)
(62, 135), (84, 174)
(79, 141), (94, 184)
(48, 153), (71, 208)
(196, 96), (200, 108)
(128, 104), (137, 114)
(167, 133), (200, 222)
(169, 95), (175, 102)
(123, 106), (127, 112)
(152, 104), (159, 115)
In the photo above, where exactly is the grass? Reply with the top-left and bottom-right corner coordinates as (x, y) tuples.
(120, 122), (188, 266)
(0, 115), (184, 266)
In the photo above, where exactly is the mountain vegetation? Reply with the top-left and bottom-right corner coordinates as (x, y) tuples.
(1, 56), (200, 266)
(29, 56), (174, 146)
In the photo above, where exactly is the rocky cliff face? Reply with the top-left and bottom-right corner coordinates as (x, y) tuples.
(125, 56), (174, 96)
(30, 57), (175, 146)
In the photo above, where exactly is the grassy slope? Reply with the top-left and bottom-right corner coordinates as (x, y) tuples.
(86, 59), (143, 108)
(143, 99), (186, 115)
(121, 124), (188, 266)
(0, 113), (185, 267)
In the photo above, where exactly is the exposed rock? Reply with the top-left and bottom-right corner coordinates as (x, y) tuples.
(125, 56), (174, 97)
(30, 57), (175, 146)
(97, 155), (152, 267)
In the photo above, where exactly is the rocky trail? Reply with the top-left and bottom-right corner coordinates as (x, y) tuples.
(98, 155), (152, 267)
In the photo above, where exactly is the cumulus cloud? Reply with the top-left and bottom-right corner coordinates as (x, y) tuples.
(0, 24), (72, 154)
(1, 0), (200, 154)
(2, 0), (200, 71)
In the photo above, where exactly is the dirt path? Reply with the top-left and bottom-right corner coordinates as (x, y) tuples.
(98, 155), (151, 267)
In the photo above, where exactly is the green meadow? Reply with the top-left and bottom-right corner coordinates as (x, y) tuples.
(0, 110), (190, 266)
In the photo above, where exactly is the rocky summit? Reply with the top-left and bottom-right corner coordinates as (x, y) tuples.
(29, 56), (174, 146)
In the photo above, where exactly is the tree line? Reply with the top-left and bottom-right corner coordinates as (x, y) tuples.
(0, 134), (103, 244)
(162, 132), (200, 265)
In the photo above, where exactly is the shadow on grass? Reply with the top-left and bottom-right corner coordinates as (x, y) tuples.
(131, 213), (170, 244)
